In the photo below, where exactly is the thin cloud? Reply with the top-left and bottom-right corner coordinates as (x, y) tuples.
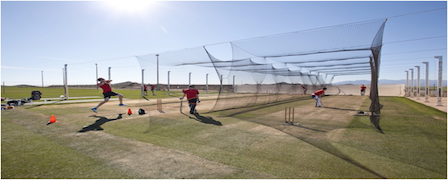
(160, 25), (169, 34)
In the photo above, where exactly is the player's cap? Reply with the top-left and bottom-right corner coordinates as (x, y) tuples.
(189, 85), (195, 88)
(97, 78), (104, 81)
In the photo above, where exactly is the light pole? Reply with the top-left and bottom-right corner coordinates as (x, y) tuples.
(189, 72), (191, 86)
(108, 67), (111, 80)
(435, 56), (443, 106)
(95, 63), (98, 91)
(141, 69), (145, 96)
(41, 71), (44, 87)
(64, 64), (68, 100)
(156, 54), (159, 90)
(206, 73), (209, 94)
(415, 66), (420, 100)
(422, 62), (429, 102)
(405, 71), (409, 97)
(167, 71), (170, 96)
(409, 68), (414, 98)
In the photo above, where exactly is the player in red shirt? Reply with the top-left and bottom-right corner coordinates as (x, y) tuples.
(360, 84), (367, 96)
(91, 78), (126, 113)
(180, 85), (200, 114)
(311, 87), (327, 107)
(150, 84), (155, 95)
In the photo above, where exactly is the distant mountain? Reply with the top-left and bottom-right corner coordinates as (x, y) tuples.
(333, 79), (447, 86)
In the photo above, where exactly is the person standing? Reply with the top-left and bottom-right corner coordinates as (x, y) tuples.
(180, 85), (200, 114)
(150, 84), (155, 95)
(143, 84), (148, 95)
(312, 87), (326, 107)
(360, 84), (367, 96)
(302, 85), (307, 95)
(91, 78), (126, 113)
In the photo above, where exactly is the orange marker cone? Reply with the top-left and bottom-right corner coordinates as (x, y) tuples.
(47, 115), (57, 125)
(127, 108), (132, 115)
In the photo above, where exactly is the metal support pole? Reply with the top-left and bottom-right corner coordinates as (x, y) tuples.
(415, 66), (420, 100)
(95, 63), (98, 91)
(167, 71), (170, 96)
(156, 54), (159, 90)
(141, 69), (145, 96)
(206, 73), (209, 94)
(409, 69), (414, 98)
(405, 71), (409, 97)
(435, 56), (443, 106)
(64, 64), (68, 100)
(189, 72), (191, 86)
(220, 75), (223, 93)
(41, 71), (44, 87)
(423, 62), (429, 102)
(233, 75), (235, 93)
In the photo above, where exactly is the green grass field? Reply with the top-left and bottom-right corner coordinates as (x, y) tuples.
(1, 87), (446, 178)
(1, 86), (185, 100)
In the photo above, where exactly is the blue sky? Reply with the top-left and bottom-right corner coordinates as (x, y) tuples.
(1, 1), (447, 86)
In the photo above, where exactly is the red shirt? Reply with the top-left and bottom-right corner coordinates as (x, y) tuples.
(99, 83), (112, 93)
(313, 89), (325, 96)
(151, 85), (155, 90)
(361, 86), (367, 90)
(183, 89), (199, 100)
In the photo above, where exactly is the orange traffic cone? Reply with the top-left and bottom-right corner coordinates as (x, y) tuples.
(47, 115), (57, 125)
(127, 108), (132, 115)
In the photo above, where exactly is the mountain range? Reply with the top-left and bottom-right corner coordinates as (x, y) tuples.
(333, 79), (447, 86)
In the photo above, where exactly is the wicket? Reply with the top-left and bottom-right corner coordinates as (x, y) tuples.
(157, 99), (162, 112)
(284, 107), (295, 125)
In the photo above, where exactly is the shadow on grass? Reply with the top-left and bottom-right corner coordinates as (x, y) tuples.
(25, 100), (65, 109)
(78, 114), (123, 132)
(181, 112), (222, 126)
(322, 106), (359, 111)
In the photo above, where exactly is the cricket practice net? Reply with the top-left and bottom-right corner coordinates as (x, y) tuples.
(137, 18), (387, 132)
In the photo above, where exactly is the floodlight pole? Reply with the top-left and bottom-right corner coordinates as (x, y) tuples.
(220, 75), (223, 94)
(108, 67), (111, 80)
(409, 69), (414, 98)
(156, 54), (159, 90)
(95, 63), (98, 91)
(141, 69), (145, 96)
(435, 56), (443, 106)
(189, 72), (191, 86)
(64, 64), (69, 100)
(41, 71), (44, 87)
(415, 66), (420, 100)
(167, 71), (170, 96)
(422, 62), (429, 102)
(405, 71), (409, 97)
(233, 75), (235, 93)
(206, 73), (209, 94)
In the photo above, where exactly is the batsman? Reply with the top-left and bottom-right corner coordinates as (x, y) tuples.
(180, 85), (200, 114)
(311, 87), (326, 107)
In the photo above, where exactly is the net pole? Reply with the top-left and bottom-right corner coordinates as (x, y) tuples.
(410, 69), (414, 98)
(168, 71), (171, 96)
(423, 62), (429, 102)
(206, 73), (209, 94)
(405, 71), (409, 97)
(415, 66), (420, 100)
(64, 64), (68, 100)
(435, 56), (443, 106)
(141, 69), (145, 96)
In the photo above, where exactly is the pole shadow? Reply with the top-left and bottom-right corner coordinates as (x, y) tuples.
(78, 114), (123, 132)
(322, 106), (360, 112)
(181, 112), (222, 126)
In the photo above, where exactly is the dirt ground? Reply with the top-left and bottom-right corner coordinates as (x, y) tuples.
(11, 94), (369, 178)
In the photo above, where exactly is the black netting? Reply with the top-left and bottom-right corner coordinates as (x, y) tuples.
(136, 19), (387, 132)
